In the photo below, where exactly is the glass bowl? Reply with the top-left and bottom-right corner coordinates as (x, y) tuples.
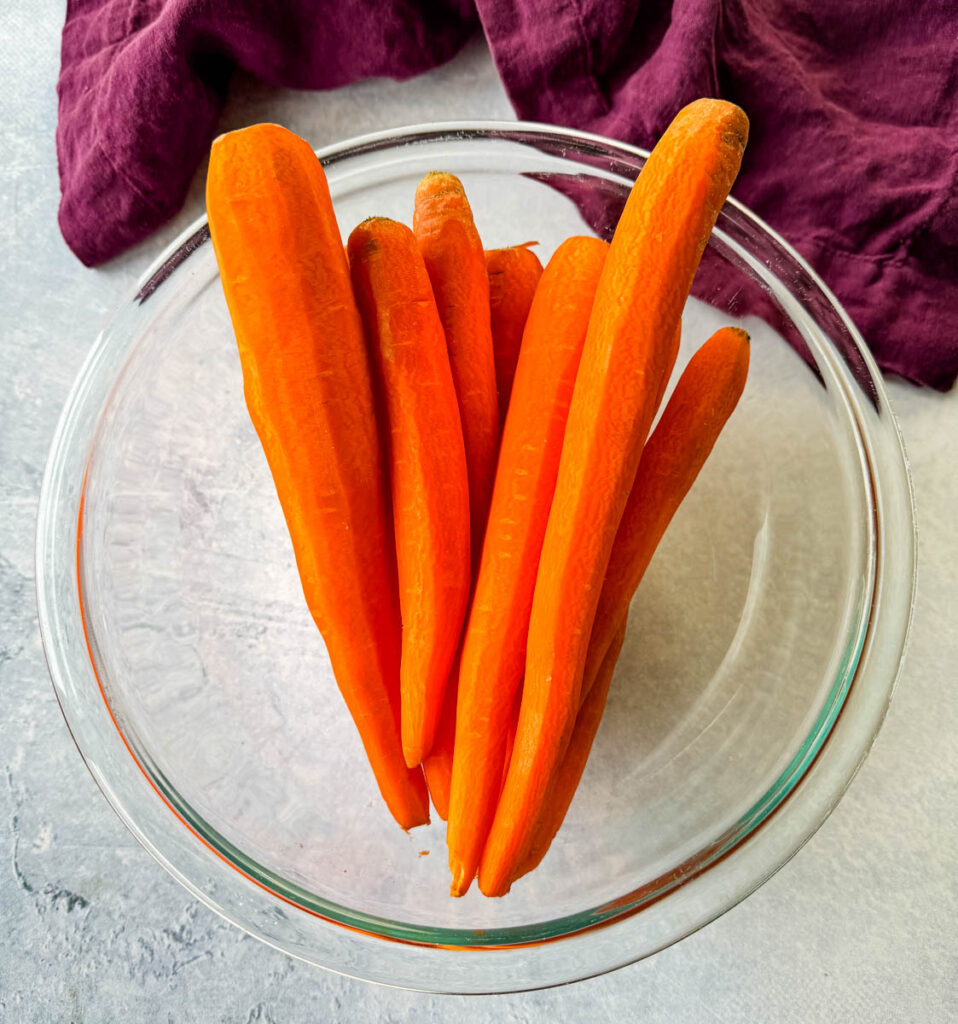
(37, 123), (915, 993)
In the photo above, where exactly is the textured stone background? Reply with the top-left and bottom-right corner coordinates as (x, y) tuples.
(2, 4), (956, 1020)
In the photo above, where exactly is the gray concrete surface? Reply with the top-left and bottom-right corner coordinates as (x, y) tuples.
(1, 4), (956, 1020)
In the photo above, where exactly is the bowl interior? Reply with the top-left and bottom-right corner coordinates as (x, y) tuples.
(40, 127), (913, 989)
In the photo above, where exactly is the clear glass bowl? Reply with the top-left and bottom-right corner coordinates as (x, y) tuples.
(37, 123), (915, 993)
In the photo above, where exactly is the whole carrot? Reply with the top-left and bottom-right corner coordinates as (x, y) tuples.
(348, 218), (471, 772)
(447, 236), (609, 897)
(516, 326), (750, 880)
(206, 125), (429, 829)
(413, 173), (500, 796)
(485, 245), (543, 423)
(579, 326), (751, 706)
(414, 172), (500, 561)
(479, 99), (749, 896)
(513, 625), (627, 882)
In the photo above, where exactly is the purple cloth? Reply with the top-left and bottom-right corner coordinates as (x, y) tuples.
(57, 0), (958, 390)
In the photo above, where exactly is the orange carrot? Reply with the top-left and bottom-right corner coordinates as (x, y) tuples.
(479, 99), (749, 896)
(421, 654), (459, 821)
(424, 664), (523, 822)
(579, 326), (751, 707)
(414, 172), (500, 561)
(447, 236), (609, 897)
(348, 218), (471, 772)
(653, 322), (681, 417)
(513, 625), (627, 882)
(485, 245), (544, 423)
(206, 125), (429, 829)
(499, 688), (522, 797)
(486, 320), (678, 857)
(413, 174), (501, 802)
(515, 325), (750, 880)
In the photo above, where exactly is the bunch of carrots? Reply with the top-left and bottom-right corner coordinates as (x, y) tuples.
(206, 98), (750, 898)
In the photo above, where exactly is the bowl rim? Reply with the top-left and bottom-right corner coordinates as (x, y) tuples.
(36, 119), (917, 992)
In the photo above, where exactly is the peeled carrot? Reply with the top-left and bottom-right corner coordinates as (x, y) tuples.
(413, 174), (500, 802)
(500, 689), (521, 797)
(423, 663), (522, 823)
(206, 125), (429, 829)
(580, 326), (751, 706)
(513, 625), (627, 882)
(479, 99), (749, 896)
(653, 323), (681, 417)
(515, 325), (750, 880)
(485, 245), (543, 423)
(447, 236), (609, 897)
(485, 318), (679, 858)
(348, 217), (471, 772)
(421, 655), (459, 821)
(414, 172), (500, 561)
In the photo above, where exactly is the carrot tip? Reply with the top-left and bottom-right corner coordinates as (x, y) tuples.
(402, 746), (425, 770)
(415, 171), (465, 198)
(421, 169), (462, 182)
(477, 876), (510, 899)
(449, 865), (472, 898)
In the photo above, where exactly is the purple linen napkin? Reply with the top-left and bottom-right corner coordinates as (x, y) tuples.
(56, 0), (478, 265)
(57, 0), (958, 389)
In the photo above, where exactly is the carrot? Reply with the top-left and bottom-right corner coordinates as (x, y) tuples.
(513, 624), (627, 882)
(421, 654), (459, 821)
(579, 326), (751, 706)
(424, 664), (523, 823)
(348, 217), (471, 771)
(478, 99), (749, 896)
(499, 688), (522, 797)
(414, 172), (500, 561)
(485, 245), (544, 423)
(412, 174), (500, 799)
(206, 125), (429, 829)
(447, 236), (609, 897)
(653, 322), (681, 418)
(515, 325), (750, 880)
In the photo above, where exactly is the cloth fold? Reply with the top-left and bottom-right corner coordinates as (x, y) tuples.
(57, 0), (958, 389)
